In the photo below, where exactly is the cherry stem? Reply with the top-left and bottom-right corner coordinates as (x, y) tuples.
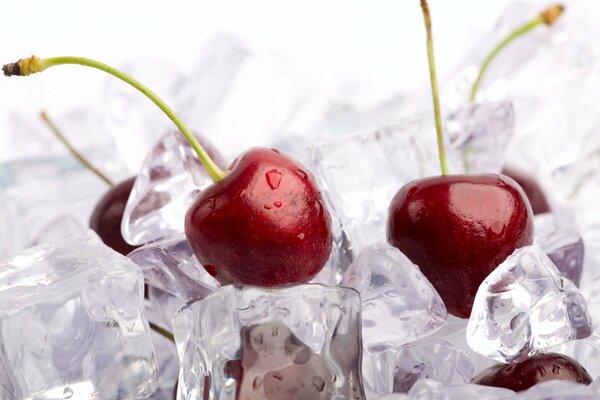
(149, 321), (176, 343)
(40, 111), (115, 187)
(3, 56), (226, 182)
(420, 0), (448, 176)
(469, 4), (565, 102)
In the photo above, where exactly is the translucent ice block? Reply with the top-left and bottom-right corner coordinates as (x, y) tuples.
(467, 246), (592, 363)
(0, 231), (158, 399)
(173, 284), (364, 400)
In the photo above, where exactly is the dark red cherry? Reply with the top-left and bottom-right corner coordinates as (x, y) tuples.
(185, 147), (332, 286)
(502, 167), (551, 215)
(472, 353), (593, 392)
(89, 176), (139, 256)
(387, 174), (534, 318)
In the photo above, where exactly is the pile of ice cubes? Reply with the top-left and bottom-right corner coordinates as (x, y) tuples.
(2, 2), (600, 399)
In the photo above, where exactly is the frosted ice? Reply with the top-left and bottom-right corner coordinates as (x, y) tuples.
(341, 243), (446, 353)
(128, 234), (219, 302)
(173, 284), (364, 400)
(393, 379), (514, 400)
(30, 214), (85, 246)
(122, 131), (225, 245)
(534, 212), (584, 286)
(467, 246), (592, 363)
(511, 380), (600, 400)
(0, 231), (158, 399)
(445, 100), (515, 174)
(309, 113), (444, 256)
(0, 155), (125, 260)
(392, 338), (474, 393)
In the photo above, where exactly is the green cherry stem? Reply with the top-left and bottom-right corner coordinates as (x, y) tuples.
(469, 4), (565, 102)
(149, 321), (176, 343)
(3, 56), (226, 182)
(40, 111), (115, 187)
(420, 0), (448, 176)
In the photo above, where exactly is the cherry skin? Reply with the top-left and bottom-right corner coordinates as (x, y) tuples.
(502, 167), (551, 215)
(185, 147), (332, 286)
(472, 353), (593, 392)
(89, 176), (139, 256)
(387, 174), (534, 318)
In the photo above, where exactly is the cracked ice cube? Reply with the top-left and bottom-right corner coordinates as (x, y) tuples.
(173, 284), (364, 399)
(0, 231), (158, 399)
(341, 243), (447, 353)
(467, 246), (592, 363)
(122, 131), (226, 245)
(392, 338), (474, 393)
(534, 212), (585, 286)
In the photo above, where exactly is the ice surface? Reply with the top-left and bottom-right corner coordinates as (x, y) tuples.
(391, 379), (514, 400)
(308, 113), (443, 257)
(551, 334), (600, 379)
(30, 214), (85, 246)
(392, 338), (474, 393)
(122, 132), (225, 246)
(0, 231), (158, 399)
(128, 234), (220, 302)
(534, 212), (584, 286)
(511, 379), (600, 400)
(0, 155), (126, 260)
(341, 243), (446, 353)
(173, 284), (364, 400)
(177, 34), (345, 161)
(467, 246), (592, 363)
(445, 100), (515, 174)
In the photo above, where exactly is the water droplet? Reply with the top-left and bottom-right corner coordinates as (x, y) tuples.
(552, 365), (561, 374)
(297, 233), (305, 240)
(63, 387), (73, 399)
(272, 373), (283, 381)
(312, 376), (325, 392)
(253, 377), (263, 390)
(264, 204), (272, 210)
(314, 200), (323, 216)
(273, 201), (282, 208)
(295, 167), (308, 180)
(266, 169), (283, 190)
(270, 148), (281, 154)
(537, 365), (546, 377)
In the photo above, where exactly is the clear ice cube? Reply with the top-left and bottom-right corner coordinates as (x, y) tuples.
(0, 231), (158, 399)
(534, 212), (584, 286)
(467, 246), (593, 363)
(122, 131), (225, 245)
(392, 338), (474, 393)
(173, 284), (364, 400)
(445, 100), (515, 174)
(341, 243), (447, 353)
(0, 155), (126, 260)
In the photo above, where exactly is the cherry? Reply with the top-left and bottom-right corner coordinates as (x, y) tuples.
(471, 353), (592, 392)
(5, 56), (333, 286)
(502, 167), (551, 215)
(386, 1), (534, 318)
(185, 147), (332, 286)
(388, 174), (533, 317)
(89, 176), (139, 256)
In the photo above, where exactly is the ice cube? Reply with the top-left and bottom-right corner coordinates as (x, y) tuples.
(128, 234), (219, 302)
(400, 379), (514, 400)
(173, 284), (364, 399)
(308, 113), (445, 257)
(512, 379), (599, 400)
(341, 243), (447, 353)
(102, 58), (185, 171)
(30, 214), (85, 246)
(445, 101), (515, 174)
(550, 334), (600, 379)
(0, 155), (127, 259)
(122, 131), (225, 246)
(467, 246), (592, 363)
(177, 34), (345, 161)
(534, 212), (584, 286)
(392, 338), (474, 393)
(0, 231), (158, 399)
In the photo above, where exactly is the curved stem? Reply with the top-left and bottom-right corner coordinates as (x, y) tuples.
(420, 0), (448, 176)
(149, 321), (175, 343)
(40, 111), (114, 187)
(4, 56), (226, 182)
(469, 4), (565, 102)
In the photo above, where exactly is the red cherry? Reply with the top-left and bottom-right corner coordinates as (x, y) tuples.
(387, 174), (534, 318)
(472, 353), (593, 392)
(89, 177), (139, 256)
(185, 147), (332, 286)
(502, 167), (551, 215)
